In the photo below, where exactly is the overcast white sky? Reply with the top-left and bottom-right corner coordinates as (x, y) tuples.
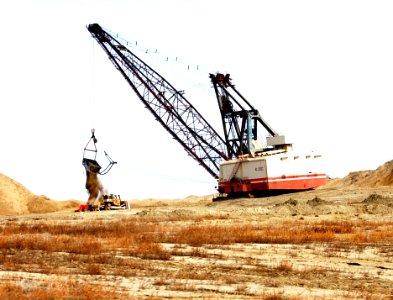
(0, 0), (392, 201)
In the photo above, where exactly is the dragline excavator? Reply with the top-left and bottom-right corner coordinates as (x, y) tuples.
(87, 23), (327, 198)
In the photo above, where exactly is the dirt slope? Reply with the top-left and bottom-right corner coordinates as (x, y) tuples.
(0, 173), (80, 215)
(1, 159), (392, 215)
(327, 160), (393, 188)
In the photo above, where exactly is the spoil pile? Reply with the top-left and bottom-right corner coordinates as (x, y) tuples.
(0, 173), (79, 215)
(328, 160), (393, 188)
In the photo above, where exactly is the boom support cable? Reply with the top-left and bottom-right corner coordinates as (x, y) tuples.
(87, 23), (227, 179)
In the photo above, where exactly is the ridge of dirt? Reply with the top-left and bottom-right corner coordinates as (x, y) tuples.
(1, 159), (392, 216)
(328, 160), (393, 188)
(0, 173), (80, 215)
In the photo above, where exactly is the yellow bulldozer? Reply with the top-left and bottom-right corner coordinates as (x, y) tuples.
(96, 193), (130, 210)
(76, 193), (130, 212)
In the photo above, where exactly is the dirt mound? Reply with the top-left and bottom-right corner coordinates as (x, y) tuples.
(275, 198), (298, 207)
(362, 193), (393, 206)
(307, 196), (329, 206)
(0, 173), (80, 215)
(328, 160), (393, 188)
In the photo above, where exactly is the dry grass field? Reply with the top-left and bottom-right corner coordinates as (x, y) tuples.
(0, 161), (393, 299)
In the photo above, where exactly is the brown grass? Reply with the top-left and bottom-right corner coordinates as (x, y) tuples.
(1, 219), (392, 256)
(168, 221), (353, 246)
(1, 216), (392, 298)
(275, 260), (293, 272)
(0, 279), (117, 300)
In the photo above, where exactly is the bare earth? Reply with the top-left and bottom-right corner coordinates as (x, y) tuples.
(0, 161), (392, 299)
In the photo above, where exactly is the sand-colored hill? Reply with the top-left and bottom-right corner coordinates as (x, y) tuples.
(328, 160), (393, 188)
(0, 173), (80, 215)
(1, 159), (392, 216)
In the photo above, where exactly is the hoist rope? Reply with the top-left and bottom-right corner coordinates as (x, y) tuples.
(90, 38), (96, 128)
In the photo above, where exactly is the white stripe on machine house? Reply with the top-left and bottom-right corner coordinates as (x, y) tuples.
(219, 151), (325, 182)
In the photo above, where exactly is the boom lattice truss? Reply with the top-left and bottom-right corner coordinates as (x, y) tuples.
(87, 23), (227, 178)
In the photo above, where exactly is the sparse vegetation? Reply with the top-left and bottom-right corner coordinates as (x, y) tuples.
(0, 213), (392, 298)
(0, 279), (117, 300)
(2, 170), (393, 299)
